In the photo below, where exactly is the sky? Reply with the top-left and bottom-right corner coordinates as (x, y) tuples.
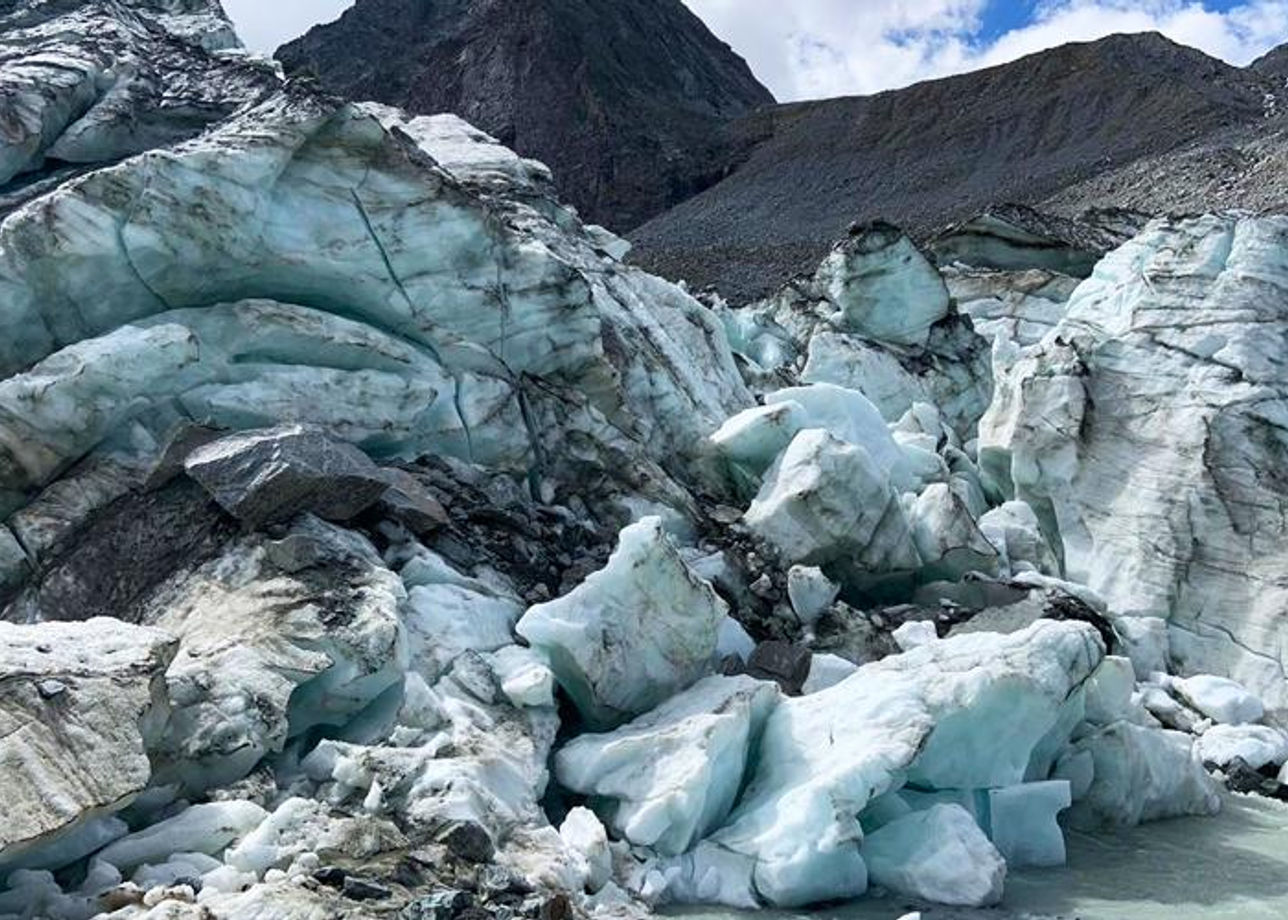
(222, 0), (1288, 101)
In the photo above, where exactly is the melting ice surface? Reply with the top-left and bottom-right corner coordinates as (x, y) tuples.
(669, 794), (1288, 919)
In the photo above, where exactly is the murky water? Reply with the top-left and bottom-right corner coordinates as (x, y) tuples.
(671, 793), (1288, 920)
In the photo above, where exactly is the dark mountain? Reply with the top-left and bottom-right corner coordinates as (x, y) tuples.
(275, 0), (774, 230)
(1253, 42), (1288, 81)
(628, 33), (1283, 301)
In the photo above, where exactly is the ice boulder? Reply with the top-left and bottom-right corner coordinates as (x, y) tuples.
(1173, 674), (1265, 726)
(786, 565), (841, 627)
(556, 675), (778, 856)
(863, 804), (1005, 907)
(907, 483), (998, 582)
(802, 654), (859, 694)
(559, 807), (613, 893)
(517, 517), (727, 728)
(403, 582), (523, 683)
(708, 401), (807, 488)
(1057, 721), (1221, 828)
(97, 802), (268, 873)
(0, 619), (178, 865)
(743, 429), (919, 573)
(1195, 724), (1288, 771)
(978, 501), (1059, 576)
(814, 223), (950, 347)
(763, 384), (914, 489)
(667, 621), (1102, 907)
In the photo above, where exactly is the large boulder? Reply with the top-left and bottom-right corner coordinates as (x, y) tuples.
(0, 618), (178, 865)
(980, 214), (1288, 716)
(183, 425), (391, 528)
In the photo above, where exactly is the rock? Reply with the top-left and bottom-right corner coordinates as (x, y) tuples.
(373, 468), (451, 534)
(745, 642), (813, 695)
(657, 621), (1102, 907)
(556, 675), (777, 856)
(743, 429), (919, 573)
(442, 822), (495, 864)
(1057, 721), (1221, 828)
(863, 804), (1006, 907)
(1196, 724), (1288, 771)
(0, 618), (177, 865)
(1173, 674), (1265, 726)
(342, 876), (393, 901)
(276, 0), (773, 231)
(517, 517), (727, 729)
(183, 425), (390, 528)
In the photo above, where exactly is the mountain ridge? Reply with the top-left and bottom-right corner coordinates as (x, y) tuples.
(627, 30), (1285, 300)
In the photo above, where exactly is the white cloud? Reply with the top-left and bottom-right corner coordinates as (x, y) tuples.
(684, 0), (1288, 100)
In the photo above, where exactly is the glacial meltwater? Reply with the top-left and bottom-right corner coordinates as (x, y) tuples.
(672, 793), (1288, 920)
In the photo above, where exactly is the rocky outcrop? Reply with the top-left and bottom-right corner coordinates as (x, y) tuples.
(275, 0), (774, 231)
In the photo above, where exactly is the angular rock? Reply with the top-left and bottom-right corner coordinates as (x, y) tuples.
(0, 618), (177, 865)
(517, 517), (727, 729)
(183, 425), (390, 528)
(745, 642), (813, 695)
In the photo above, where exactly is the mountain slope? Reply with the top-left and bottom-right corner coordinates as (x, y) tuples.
(276, 0), (774, 230)
(628, 33), (1280, 301)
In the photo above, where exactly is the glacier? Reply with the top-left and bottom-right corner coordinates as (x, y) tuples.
(3, 1), (1288, 918)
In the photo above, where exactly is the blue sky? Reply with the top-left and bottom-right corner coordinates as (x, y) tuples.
(224, 0), (1288, 101)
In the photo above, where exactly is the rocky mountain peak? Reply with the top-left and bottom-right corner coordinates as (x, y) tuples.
(275, 0), (774, 230)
